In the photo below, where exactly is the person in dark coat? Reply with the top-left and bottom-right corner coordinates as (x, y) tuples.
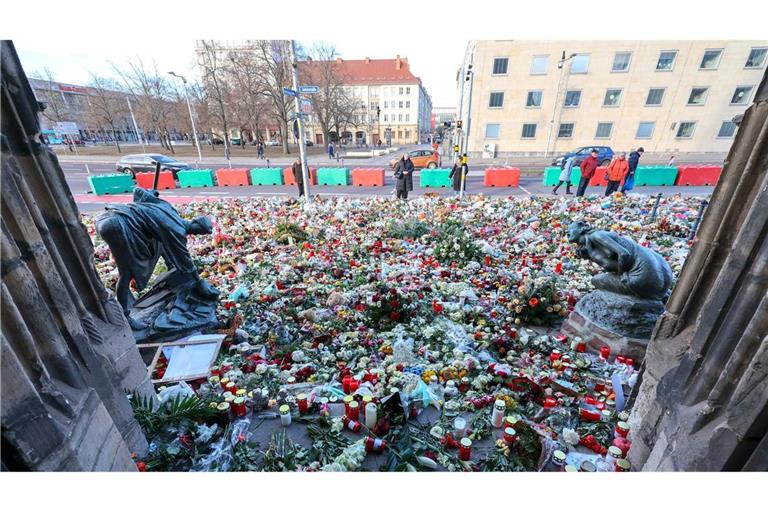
(449, 156), (468, 195)
(291, 159), (305, 197)
(393, 153), (413, 200)
(621, 147), (643, 194)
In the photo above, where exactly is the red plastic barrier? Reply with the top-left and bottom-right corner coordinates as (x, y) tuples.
(675, 165), (722, 186)
(283, 167), (318, 186)
(483, 167), (520, 187)
(587, 166), (625, 187)
(215, 168), (250, 186)
(135, 171), (176, 190)
(352, 167), (386, 186)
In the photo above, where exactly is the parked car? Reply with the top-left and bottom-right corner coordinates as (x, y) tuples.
(305, 140), (314, 147)
(210, 137), (225, 145)
(552, 146), (614, 167)
(265, 140), (281, 146)
(116, 154), (190, 179)
(389, 150), (441, 170)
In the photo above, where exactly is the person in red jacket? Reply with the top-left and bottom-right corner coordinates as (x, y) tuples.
(604, 153), (629, 196)
(576, 149), (599, 196)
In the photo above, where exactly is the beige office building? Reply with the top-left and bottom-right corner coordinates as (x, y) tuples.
(457, 40), (768, 157)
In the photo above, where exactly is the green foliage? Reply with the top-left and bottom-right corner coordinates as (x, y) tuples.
(386, 219), (430, 240)
(306, 417), (350, 466)
(433, 220), (479, 265)
(260, 430), (308, 472)
(274, 222), (308, 244)
(515, 275), (566, 327)
(129, 391), (215, 438)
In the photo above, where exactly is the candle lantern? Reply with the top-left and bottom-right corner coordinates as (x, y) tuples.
(612, 436), (632, 457)
(279, 404), (291, 427)
(599, 346), (611, 361)
(606, 446), (623, 466)
(344, 416), (362, 433)
(459, 377), (470, 393)
(219, 377), (230, 390)
(454, 417), (467, 438)
(342, 375), (352, 394)
(614, 421), (630, 438)
(459, 438), (472, 461)
(549, 350), (561, 363)
(297, 393), (309, 414)
(579, 460), (597, 472)
(216, 401), (230, 421)
(343, 395), (354, 416)
(491, 399), (506, 428)
(503, 427), (517, 444)
(615, 459), (631, 472)
(543, 397), (558, 409)
(364, 437), (387, 453)
(232, 397), (247, 417)
(348, 400), (360, 421)
(365, 403), (378, 430)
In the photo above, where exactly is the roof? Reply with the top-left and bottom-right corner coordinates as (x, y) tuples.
(299, 57), (422, 86)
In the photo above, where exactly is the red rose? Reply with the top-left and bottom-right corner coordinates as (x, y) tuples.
(136, 461), (147, 472)
(528, 297), (540, 308)
(390, 311), (401, 321)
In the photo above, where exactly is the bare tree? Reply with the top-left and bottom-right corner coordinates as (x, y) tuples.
(252, 40), (293, 155)
(30, 67), (70, 125)
(197, 40), (234, 150)
(227, 47), (269, 149)
(84, 74), (128, 152)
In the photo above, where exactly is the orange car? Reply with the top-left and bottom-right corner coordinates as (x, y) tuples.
(389, 150), (441, 169)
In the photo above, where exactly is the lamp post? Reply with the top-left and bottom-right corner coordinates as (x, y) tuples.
(168, 71), (203, 164)
(545, 52), (576, 158)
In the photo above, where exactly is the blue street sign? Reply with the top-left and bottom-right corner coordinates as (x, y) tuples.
(283, 87), (298, 97)
(299, 85), (320, 94)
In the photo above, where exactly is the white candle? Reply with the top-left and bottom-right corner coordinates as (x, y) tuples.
(279, 404), (291, 427)
(491, 399), (506, 428)
(454, 416), (467, 438)
(365, 403), (378, 430)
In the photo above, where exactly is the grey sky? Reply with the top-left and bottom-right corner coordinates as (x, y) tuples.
(14, 38), (467, 107)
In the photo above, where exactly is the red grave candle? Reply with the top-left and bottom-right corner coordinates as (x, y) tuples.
(348, 401), (360, 421)
(600, 346), (611, 360)
(459, 438), (472, 461)
(555, 262), (563, 274)
(297, 393), (308, 414)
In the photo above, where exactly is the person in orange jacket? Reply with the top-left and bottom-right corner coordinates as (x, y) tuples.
(604, 152), (629, 196)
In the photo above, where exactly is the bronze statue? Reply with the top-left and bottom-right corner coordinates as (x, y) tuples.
(567, 221), (673, 302)
(96, 188), (219, 332)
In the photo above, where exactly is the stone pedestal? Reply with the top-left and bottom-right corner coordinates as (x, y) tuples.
(561, 308), (650, 362)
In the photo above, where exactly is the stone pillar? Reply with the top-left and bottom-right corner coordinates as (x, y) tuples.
(1, 41), (152, 471)
(629, 68), (768, 471)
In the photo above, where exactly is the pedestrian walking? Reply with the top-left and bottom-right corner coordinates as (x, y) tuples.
(621, 147), (643, 194)
(604, 152), (629, 196)
(328, 142), (335, 159)
(257, 141), (265, 159)
(576, 149), (599, 197)
(393, 153), (414, 200)
(449, 156), (469, 196)
(291, 158), (305, 198)
(668, 155), (676, 166)
(553, 155), (575, 195)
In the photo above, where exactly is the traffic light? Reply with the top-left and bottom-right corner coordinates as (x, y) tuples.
(376, 107), (381, 118)
(456, 120), (463, 129)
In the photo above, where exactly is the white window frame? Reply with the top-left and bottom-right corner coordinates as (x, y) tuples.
(699, 48), (724, 70)
(717, 120), (737, 139)
(745, 47), (768, 69)
(530, 55), (549, 75)
(645, 87), (666, 107)
(564, 89), (581, 108)
(521, 123), (537, 139)
(492, 57), (509, 76)
(636, 122), (655, 139)
(488, 91), (505, 109)
(485, 123), (501, 139)
(595, 122), (613, 139)
(730, 85), (754, 105)
(406, 87), (411, 95)
(557, 123), (575, 139)
(687, 87), (709, 106)
(603, 88), (623, 107)
(526, 90), (543, 108)
(570, 54), (590, 74)
(656, 50), (678, 72)
(675, 121), (697, 139)
(405, 114), (410, 122)
(611, 51), (632, 73)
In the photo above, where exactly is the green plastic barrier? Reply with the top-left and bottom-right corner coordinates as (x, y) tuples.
(177, 169), (215, 188)
(420, 168), (452, 188)
(634, 165), (678, 186)
(88, 174), (134, 195)
(317, 167), (349, 186)
(250, 167), (284, 186)
(543, 166), (581, 186)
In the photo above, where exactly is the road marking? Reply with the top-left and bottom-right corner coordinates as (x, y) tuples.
(518, 185), (532, 196)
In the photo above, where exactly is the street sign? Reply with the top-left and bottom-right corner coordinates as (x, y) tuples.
(299, 85), (320, 94)
(283, 87), (298, 98)
(300, 98), (312, 114)
(55, 121), (79, 135)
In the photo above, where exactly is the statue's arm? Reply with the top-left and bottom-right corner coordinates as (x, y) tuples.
(592, 234), (633, 272)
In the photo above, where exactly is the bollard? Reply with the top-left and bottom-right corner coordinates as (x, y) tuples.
(688, 199), (709, 241)
(649, 193), (663, 221)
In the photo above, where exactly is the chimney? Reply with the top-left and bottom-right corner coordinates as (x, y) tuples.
(396, 54), (402, 70)
(365, 57), (370, 64)
(336, 57), (343, 63)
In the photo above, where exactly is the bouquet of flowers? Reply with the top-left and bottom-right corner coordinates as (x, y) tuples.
(512, 274), (567, 327)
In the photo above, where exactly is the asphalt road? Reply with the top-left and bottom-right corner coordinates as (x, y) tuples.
(60, 151), (714, 214)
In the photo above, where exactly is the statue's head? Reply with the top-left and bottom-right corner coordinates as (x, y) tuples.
(567, 221), (591, 244)
(187, 216), (213, 235)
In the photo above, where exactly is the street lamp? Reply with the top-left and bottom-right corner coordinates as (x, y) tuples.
(168, 71), (203, 163)
(544, 52), (577, 158)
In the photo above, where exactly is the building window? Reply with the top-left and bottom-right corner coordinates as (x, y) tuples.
(603, 89), (622, 107)
(731, 86), (753, 105)
(700, 49), (723, 70)
(489, 92), (504, 108)
(383, 88), (389, 96)
(687, 87), (709, 105)
(399, 87), (403, 95)
(564, 90), (581, 107)
(646, 88), (665, 106)
(398, 114), (402, 122)
(521, 123), (537, 139)
(636, 122), (655, 139)
(570, 54), (589, 74)
(406, 87), (411, 95)
(406, 101), (410, 108)
(492, 57), (509, 75)
(530, 55), (549, 75)
(717, 121), (737, 138)
(656, 50), (677, 71)
(557, 123), (574, 138)
(405, 130), (410, 139)
(398, 101), (403, 108)
(397, 130), (402, 139)
(391, 87), (396, 95)
(595, 122), (613, 139)
(383, 114), (388, 122)
(745, 47), (768, 69)
(485, 123), (500, 139)
(405, 114), (410, 122)
(384, 101), (388, 108)
(676, 122), (696, 138)
(526, 90), (543, 108)
(612, 52), (632, 72)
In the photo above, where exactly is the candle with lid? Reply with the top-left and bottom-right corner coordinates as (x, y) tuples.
(503, 427), (517, 444)
(232, 397), (247, 417)
(615, 458), (631, 472)
(297, 393), (309, 414)
(454, 417), (467, 438)
(343, 395), (354, 416)
(344, 417), (362, 433)
(491, 399), (506, 428)
(599, 346), (611, 361)
(459, 438), (472, 461)
(615, 421), (630, 438)
(279, 404), (291, 427)
(364, 402), (378, 429)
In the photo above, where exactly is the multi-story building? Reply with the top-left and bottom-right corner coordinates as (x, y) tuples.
(301, 55), (432, 146)
(457, 40), (768, 157)
(432, 106), (456, 129)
